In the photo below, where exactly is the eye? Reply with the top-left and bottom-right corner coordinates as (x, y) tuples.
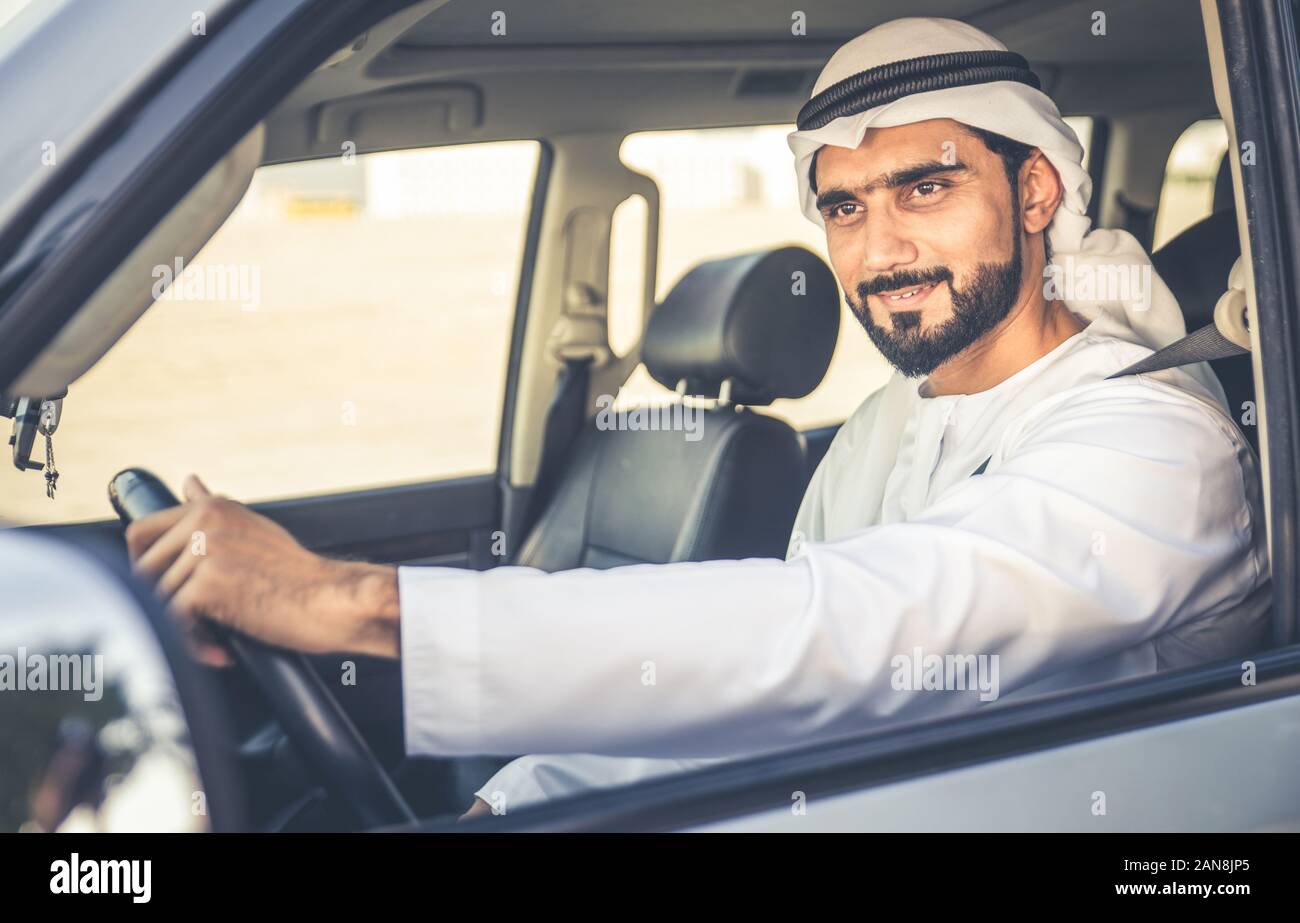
(911, 180), (944, 199)
(827, 202), (862, 221)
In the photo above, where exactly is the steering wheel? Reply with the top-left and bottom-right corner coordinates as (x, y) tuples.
(108, 468), (415, 829)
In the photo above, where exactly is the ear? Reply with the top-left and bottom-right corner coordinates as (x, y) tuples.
(1018, 150), (1064, 238)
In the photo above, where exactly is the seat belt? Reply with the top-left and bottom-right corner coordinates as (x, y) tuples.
(1106, 254), (1253, 380)
(1103, 321), (1248, 380)
(518, 355), (593, 541)
(970, 319), (1251, 479)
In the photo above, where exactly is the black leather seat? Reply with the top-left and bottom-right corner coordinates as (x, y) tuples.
(515, 246), (840, 572)
(1151, 156), (1256, 452)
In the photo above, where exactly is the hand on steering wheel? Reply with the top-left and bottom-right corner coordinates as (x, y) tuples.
(109, 468), (415, 828)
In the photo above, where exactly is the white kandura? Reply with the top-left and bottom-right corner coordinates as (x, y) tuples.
(401, 319), (1269, 811)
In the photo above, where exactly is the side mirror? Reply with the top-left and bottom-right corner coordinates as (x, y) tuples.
(0, 531), (243, 831)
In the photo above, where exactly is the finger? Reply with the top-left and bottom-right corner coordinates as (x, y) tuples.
(183, 475), (212, 501)
(167, 591), (234, 668)
(186, 622), (234, 668)
(190, 621), (234, 668)
(194, 647), (234, 668)
(154, 542), (203, 602)
(133, 511), (200, 582)
(460, 795), (493, 826)
(170, 573), (238, 635)
(124, 505), (187, 561)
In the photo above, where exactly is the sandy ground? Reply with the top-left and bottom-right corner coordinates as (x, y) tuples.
(2, 208), (891, 525)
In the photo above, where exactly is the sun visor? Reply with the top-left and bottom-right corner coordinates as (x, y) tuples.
(8, 123), (265, 397)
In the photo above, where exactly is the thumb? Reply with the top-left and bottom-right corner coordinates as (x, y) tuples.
(183, 474), (212, 502)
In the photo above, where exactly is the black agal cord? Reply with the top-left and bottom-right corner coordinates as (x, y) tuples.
(797, 50), (1041, 131)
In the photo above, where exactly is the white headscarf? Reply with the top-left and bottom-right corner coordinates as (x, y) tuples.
(787, 17), (1226, 403)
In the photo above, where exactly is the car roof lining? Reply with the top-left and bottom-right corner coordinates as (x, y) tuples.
(260, 0), (1215, 165)
(397, 0), (1206, 60)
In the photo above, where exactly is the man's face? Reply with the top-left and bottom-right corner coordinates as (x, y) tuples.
(814, 118), (1028, 378)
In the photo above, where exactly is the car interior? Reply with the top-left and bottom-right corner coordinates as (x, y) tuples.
(0, 0), (1277, 829)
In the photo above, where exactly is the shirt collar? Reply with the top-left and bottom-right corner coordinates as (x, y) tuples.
(913, 314), (1095, 404)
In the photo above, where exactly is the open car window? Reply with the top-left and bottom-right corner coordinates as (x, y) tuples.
(0, 141), (541, 525)
(1153, 118), (1231, 249)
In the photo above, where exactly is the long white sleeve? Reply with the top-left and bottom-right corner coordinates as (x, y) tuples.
(400, 378), (1267, 764)
(471, 753), (733, 814)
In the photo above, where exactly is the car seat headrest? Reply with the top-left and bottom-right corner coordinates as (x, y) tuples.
(642, 246), (840, 406)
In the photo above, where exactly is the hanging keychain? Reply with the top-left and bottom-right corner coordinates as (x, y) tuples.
(37, 399), (60, 499)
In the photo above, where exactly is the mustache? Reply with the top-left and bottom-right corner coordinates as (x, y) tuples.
(856, 266), (954, 300)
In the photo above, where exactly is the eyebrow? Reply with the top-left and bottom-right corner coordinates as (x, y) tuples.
(814, 160), (970, 213)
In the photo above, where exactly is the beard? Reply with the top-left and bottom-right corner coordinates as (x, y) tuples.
(849, 230), (1024, 379)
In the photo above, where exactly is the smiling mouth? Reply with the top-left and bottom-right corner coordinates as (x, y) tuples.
(875, 281), (941, 306)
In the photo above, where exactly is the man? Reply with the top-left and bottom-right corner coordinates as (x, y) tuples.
(127, 18), (1271, 818)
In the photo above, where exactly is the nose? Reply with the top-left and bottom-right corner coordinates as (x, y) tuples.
(860, 209), (918, 275)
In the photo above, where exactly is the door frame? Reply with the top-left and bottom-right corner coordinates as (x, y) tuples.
(1216, 0), (1300, 646)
